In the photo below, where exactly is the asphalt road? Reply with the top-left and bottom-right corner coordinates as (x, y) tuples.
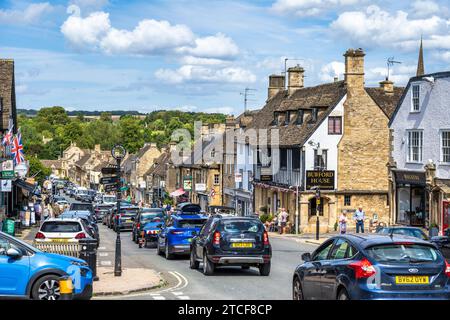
(96, 223), (317, 300)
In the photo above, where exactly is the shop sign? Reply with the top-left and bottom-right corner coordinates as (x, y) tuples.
(306, 170), (335, 190)
(260, 167), (272, 182)
(195, 183), (206, 192)
(395, 171), (426, 186)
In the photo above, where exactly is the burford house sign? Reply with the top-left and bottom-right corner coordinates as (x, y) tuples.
(306, 170), (335, 190)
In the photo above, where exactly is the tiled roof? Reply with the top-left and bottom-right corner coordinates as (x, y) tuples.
(75, 153), (91, 168)
(145, 152), (170, 178)
(365, 87), (405, 119)
(41, 160), (63, 169)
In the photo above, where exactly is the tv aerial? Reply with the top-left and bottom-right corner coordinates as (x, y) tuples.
(386, 57), (401, 81)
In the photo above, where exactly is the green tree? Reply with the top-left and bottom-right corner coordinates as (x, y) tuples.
(28, 156), (52, 185)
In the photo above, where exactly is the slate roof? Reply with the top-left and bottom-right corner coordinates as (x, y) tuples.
(236, 110), (260, 128)
(0, 59), (17, 133)
(365, 87), (405, 119)
(75, 153), (91, 168)
(145, 152), (170, 178)
(41, 160), (63, 169)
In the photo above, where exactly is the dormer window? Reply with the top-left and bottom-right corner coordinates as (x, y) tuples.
(311, 108), (318, 123)
(412, 84), (420, 112)
(272, 112), (279, 126)
(284, 111), (291, 126)
(296, 110), (304, 125)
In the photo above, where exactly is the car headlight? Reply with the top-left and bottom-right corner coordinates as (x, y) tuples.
(71, 260), (88, 267)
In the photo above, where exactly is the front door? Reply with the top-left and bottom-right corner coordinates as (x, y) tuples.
(0, 236), (30, 297)
(443, 201), (449, 232)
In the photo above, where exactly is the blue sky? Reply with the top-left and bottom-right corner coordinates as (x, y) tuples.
(1, 0), (450, 115)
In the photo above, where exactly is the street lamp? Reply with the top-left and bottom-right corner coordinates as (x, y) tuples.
(111, 144), (126, 277)
(308, 141), (323, 240)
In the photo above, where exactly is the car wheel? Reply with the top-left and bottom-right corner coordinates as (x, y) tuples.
(293, 277), (304, 300)
(259, 262), (271, 276)
(202, 253), (214, 275)
(31, 275), (61, 300)
(165, 242), (173, 260)
(190, 249), (199, 269)
(241, 266), (250, 270)
(156, 240), (163, 255)
(337, 288), (350, 300)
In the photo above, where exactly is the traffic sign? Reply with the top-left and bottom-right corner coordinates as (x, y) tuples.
(104, 184), (118, 192)
(1, 171), (14, 179)
(101, 167), (118, 175)
(100, 176), (119, 185)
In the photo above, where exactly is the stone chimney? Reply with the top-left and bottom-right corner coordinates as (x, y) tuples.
(267, 74), (285, 101)
(225, 115), (235, 129)
(344, 48), (365, 90)
(288, 65), (305, 95)
(379, 79), (394, 94)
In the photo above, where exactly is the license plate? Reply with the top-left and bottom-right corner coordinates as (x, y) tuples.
(51, 238), (69, 242)
(231, 242), (253, 248)
(395, 276), (429, 284)
(126, 219), (132, 223)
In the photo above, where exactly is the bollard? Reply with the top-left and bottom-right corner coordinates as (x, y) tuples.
(79, 238), (99, 281)
(59, 276), (74, 300)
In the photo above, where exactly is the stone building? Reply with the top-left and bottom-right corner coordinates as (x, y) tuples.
(0, 59), (17, 134)
(249, 48), (403, 233)
(389, 41), (450, 232)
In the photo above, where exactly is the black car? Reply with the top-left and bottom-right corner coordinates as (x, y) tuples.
(131, 207), (165, 244)
(377, 226), (429, 240)
(292, 234), (450, 300)
(94, 204), (113, 222)
(190, 215), (272, 276)
(431, 229), (450, 261)
(70, 202), (94, 214)
(113, 206), (140, 232)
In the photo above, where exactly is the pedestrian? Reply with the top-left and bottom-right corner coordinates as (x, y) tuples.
(339, 212), (348, 234)
(353, 206), (365, 233)
(279, 208), (288, 235)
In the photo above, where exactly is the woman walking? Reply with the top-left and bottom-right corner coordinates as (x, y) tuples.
(339, 212), (348, 234)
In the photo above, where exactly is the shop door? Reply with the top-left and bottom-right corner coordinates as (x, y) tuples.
(443, 201), (449, 232)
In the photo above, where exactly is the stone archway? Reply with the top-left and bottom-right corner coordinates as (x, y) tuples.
(306, 195), (333, 233)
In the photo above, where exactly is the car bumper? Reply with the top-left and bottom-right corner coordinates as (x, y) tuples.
(351, 286), (450, 300)
(169, 244), (190, 254)
(73, 284), (93, 300)
(210, 255), (271, 265)
(144, 234), (159, 241)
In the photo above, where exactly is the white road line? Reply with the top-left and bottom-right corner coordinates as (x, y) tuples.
(152, 296), (166, 300)
(172, 271), (189, 291)
(98, 247), (106, 250)
(99, 252), (108, 257)
(172, 292), (183, 296)
(100, 261), (112, 266)
(177, 296), (190, 300)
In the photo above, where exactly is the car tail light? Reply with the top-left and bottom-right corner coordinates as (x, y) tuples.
(213, 231), (221, 245)
(263, 231), (269, 245)
(349, 258), (376, 279)
(35, 232), (45, 239)
(170, 230), (184, 235)
(445, 260), (450, 278)
(394, 242), (414, 245)
(75, 232), (86, 239)
(137, 223), (140, 229)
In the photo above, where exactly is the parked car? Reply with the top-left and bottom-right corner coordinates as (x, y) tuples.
(74, 187), (89, 201)
(94, 204), (113, 222)
(34, 218), (96, 248)
(60, 211), (99, 246)
(190, 215), (271, 276)
(102, 194), (117, 206)
(70, 202), (94, 214)
(207, 205), (236, 216)
(377, 226), (429, 240)
(157, 205), (208, 259)
(0, 231), (93, 300)
(105, 202), (132, 228)
(292, 234), (450, 300)
(113, 206), (140, 232)
(132, 207), (165, 244)
(140, 218), (165, 248)
(431, 229), (450, 261)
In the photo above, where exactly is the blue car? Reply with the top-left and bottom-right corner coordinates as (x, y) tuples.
(0, 231), (93, 300)
(139, 218), (165, 248)
(293, 234), (450, 300)
(157, 204), (207, 259)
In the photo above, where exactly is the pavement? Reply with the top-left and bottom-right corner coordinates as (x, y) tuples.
(268, 231), (333, 245)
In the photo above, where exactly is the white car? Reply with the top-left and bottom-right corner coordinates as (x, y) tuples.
(34, 218), (94, 243)
(102, 194), (117, 205)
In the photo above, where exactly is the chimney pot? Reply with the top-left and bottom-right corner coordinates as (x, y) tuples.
(379, 79), (394, 94)
(344, 48), (366, 90)
(288, 65), (305, 95)
(267, 74), (285, 101)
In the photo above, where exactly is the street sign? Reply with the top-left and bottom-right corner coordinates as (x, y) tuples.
(1, 180), (12, 192)
(100, 176), (119, 185)
(101, 166), (118, 175)
(306, 170), (335, 190)
(1, 171), (14, 179)
(183, 179), (192, 191)
(105, 184), (118, 192)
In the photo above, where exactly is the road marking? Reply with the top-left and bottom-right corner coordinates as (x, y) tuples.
(177, 296), (190, 300)
(152, 295), (166, 300)
(172, 292), (183, 296)
(100, 261), (112, 266)
(99, 252), (108, 257)
(98, 247), (106, 250)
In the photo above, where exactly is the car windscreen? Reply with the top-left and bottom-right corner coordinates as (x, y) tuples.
(104, 196), (116, 202)
(218, 220), (263, 233)
(70, 204), (93, 211)
(77, 190), (88, 195)
(141, 212), (164, 223)
(41, 222), (82, 233)
(120, 209), (139, 216)
(365, 243), (440, 264)
(177, 219), (207, 228)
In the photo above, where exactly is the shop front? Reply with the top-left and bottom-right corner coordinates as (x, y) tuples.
(393, 170), (429, 227)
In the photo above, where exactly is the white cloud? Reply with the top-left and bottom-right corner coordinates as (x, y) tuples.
(331, 5), (449, 50)
(319, 61), (345, 82)
(176, 33), (239, 59)
(0, 2), (53, 25)
(272, 0), (361, 17)
(366, 65), (416, 85)
(155, 65), (256, 84)
(410, 0), (439, 18)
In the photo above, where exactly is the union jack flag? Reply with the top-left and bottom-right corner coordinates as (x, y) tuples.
(11, 129), (25, 165)
(2, 121), (13, 146)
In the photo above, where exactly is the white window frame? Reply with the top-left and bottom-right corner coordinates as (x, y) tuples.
(406, 130), (423, 163)
(411, 84), (420, 112)
(441, 130), (450, 164)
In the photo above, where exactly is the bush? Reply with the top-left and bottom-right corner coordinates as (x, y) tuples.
(260, 214), (274, 224)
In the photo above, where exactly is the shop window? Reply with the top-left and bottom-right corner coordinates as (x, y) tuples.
(344, 195), (351, 206)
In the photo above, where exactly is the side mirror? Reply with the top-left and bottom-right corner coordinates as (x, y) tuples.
(7, 248), (23, 259)
(301, 252), (311, 262)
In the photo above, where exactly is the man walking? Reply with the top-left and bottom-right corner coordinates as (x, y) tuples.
(279, 208), (288, 235)
(353, 206), (365, 233)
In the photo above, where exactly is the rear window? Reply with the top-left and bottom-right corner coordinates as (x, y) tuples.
(141, 213), (164, 222)
(177, 219), (206, 228)
(120, 209), (139, 216)
(218, 220), (263, 233)
(366, 244), (440, 264)
(41, 222), (82, 233)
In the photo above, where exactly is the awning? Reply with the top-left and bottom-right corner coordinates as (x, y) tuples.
(394, 170), (426, 186)
(170, 188), (186, 197)
(13, 179), (39, 195)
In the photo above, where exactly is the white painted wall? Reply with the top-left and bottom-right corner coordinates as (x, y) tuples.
(391, 76), (450, 179)
(304, 95), (346, 189)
